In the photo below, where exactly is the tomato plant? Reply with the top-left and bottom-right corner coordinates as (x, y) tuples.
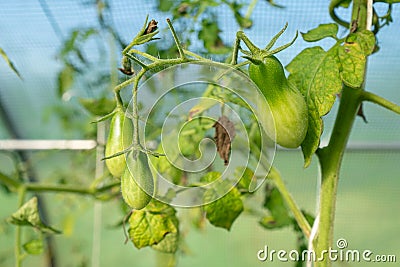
(1, 1), (400, 267)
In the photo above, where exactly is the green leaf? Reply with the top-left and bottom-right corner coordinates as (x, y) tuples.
(128, 200), (178, 249)
(179, 117), (214, 157)
(287, 46), (342, 167)
(338, 30), (376, 88)
(151, 216), (179, 253)
(149, 140), (183, 185)
(301, 23), (338, 42)
(228, 1), (252, 29)
(79, 97), (116, 116)
(234, 166), (255, 192)
(157, 0), (174, 12)
(259, 216), (280, 229)
(57, 64), (74, 97)
(23, 239), (44, 255)
(60, 28), (98, 59)
(133, 30), (160, 46)
(300, 102), (322, 167)
(8, 197), (61, 234)
(198, 19), (231, 54)
(351, 30), (376, 56)
(338, 42), (366, 88)
(287, 46), (341, 122)
(266, 0), (285, 8)
(235, 15), (252, 29)
(200, 171), (221, 183)
(188, 85), (220, 119)
(262, 184), (292, 228)
(0, 47), (22, 78)
(203, 180), (243, 230)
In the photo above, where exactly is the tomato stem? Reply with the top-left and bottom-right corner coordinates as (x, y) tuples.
(166, 18), (186, 60)
(268, 166), (312, 238)
(313, 1), (371, 266)
(14, 187), (26, 267)
(361, 91), (400, 114)
(314, 86), (362, 267)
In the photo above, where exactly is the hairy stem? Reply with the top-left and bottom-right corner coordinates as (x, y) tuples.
(127, 49), (159, 62)
(166, 18), (186, 60)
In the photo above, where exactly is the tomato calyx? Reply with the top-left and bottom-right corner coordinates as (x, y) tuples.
(237, 22), (298, 65)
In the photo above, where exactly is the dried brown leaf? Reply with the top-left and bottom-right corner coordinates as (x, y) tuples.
(144, 19), (158, 35)
(213, 116), (235, 165)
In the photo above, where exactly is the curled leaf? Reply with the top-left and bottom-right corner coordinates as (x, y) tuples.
(8, 197), (61, 234)
(213, 116), (236, 165)
(301, 23), (339, 42)
(118, 56), (134, 75)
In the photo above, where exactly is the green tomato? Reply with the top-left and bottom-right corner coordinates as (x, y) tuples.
(105, 109), (133, 178)
(249, 55), (308, 148)
(121, 151), (154, 210)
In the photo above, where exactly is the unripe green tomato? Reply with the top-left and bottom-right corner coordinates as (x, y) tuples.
(121, 151), (154, 210)
(249, 55), (308, 148)
(105, 109), (133, 178)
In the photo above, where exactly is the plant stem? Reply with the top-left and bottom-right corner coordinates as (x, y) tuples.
(122, 15), (149, 55)
(315, 86), (362, 266)
(127, 49), (159, 62)
(125, 53), (148, 69)
(236, 31), (261, 55)
(314, 2), (370, 266)
(166, 18), (186, 60)
(244, 140), (312, 238)
(25, 183), (94, 195)
(231, 36), (241, 65)
(269, 166), (311, 238)
(15, 187), (26, 267)
(0, 172), (120, 196)
(0, 171), (20, 189)
(329, 0), (350, 28)
(244, 0), (259, 22)
(24, 181), (120, 196)
(361, 91), (400, 114)
(132, 84), (140, 149)
(114, 91), (123, 108)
